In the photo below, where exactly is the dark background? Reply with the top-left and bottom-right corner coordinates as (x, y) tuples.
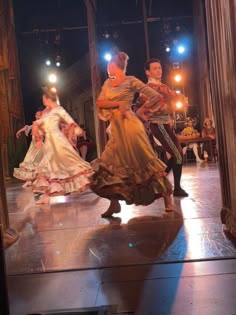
(12, 0), (196, 124)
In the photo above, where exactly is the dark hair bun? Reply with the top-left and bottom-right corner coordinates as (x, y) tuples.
(42, 86), (58, 96)
(42, 86), (58, 101)
(112, 51), (129, 71)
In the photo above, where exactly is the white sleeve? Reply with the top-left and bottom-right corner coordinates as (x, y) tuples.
(24, 125), (32, 136)
(58, 107), (75, 125)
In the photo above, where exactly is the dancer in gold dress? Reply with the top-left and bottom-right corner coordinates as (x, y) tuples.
(90, 52), (173, 217)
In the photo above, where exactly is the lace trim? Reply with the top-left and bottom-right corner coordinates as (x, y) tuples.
(33, 170), (93, 196)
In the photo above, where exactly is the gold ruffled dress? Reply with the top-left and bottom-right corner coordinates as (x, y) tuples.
(90, 76), (172, 205)
(32, 106), (93, 195)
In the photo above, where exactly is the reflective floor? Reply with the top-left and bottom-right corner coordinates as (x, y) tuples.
(5, 163), (236, 275)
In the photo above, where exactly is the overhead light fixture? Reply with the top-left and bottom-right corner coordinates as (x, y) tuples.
(174, 74), (182, 82)
(48, 73), (57, 83)
(104, 53), (112, 61)
(178, 46), (185, 54)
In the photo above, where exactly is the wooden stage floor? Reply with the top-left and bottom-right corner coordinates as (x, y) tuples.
(5, 163), (236, 275)
(6, 163), (236, 315)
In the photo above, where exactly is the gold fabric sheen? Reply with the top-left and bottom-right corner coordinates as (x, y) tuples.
(91, 76), (172, 205)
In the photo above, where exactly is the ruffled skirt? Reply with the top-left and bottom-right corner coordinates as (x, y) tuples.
(13, 140), (44, 181)
(32, 131), (93, 196)
(90, 110), (172, 205)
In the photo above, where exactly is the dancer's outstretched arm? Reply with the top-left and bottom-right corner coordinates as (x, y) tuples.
(16, 125), (30, 139)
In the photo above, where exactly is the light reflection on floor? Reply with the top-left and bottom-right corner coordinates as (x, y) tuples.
(5, 163), (236, 275)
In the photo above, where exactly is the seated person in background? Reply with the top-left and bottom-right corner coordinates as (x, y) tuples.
(178, 117), (204, 163)
(201, 118), (216, 161)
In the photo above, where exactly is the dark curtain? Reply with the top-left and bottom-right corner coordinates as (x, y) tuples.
(205, 0), (236, 236)
(193, 0), (214, 122)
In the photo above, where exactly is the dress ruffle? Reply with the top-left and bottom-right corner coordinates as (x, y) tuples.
(29, 107), (94, 196)
(13, 139), (44, 181)
(33, 169), (93, 196)
(90, 157), (172, 206)
(13, 166), (36, 181)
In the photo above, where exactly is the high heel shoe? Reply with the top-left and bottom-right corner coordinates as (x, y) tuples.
(22, 180), (32, 188)
(35, 194), (50, 205)
(164, 195), (174, 212)
(101, 203), (121, 218)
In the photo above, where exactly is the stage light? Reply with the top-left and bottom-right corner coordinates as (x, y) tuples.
(103, 31), (110, 39)
(174, 74), (182, 82)
(172, 62), (180, 69)
(46, 60), (51, 66)
(165, 47), (171, 52)
(48, 73), (57, 83)
(56, 62), (61, 67)
(176, 25), (181, 32)
(104, 53), (112, 61)
(113, 31), (119, 39)
(178, 46), (185, 54)
(176, 90), (181, 94)
(176, 101), (183, 109)
(50, 87), (57, 93)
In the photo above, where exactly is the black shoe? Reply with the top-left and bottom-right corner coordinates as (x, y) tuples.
(173, 188), (189, 197)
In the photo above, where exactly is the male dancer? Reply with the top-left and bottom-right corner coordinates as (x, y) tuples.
(136, 58), (188, 197)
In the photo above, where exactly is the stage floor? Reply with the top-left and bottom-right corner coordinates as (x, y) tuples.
(5, 163), (236, 275)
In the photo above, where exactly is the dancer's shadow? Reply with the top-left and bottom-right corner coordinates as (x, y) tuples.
(81, 212), (185, 314)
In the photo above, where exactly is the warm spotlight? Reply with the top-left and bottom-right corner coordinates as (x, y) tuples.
(176, 101), (183, 109)
(48, 73), (57, 83)
(176, 90), (181, 94)
(174, 74), (182, 82)
(50, 87), (57, 93)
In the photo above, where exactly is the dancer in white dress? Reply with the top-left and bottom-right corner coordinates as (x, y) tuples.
(32, 87), (93, 204)
(14, 110), (44, 188)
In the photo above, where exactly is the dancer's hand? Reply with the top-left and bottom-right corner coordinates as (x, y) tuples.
(136, 107), (148, 122)
(16, 131), (21, 139)
(68, 136), (76, 149)
(74, 126), (83, 137)
(35, 139), (43, 149)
